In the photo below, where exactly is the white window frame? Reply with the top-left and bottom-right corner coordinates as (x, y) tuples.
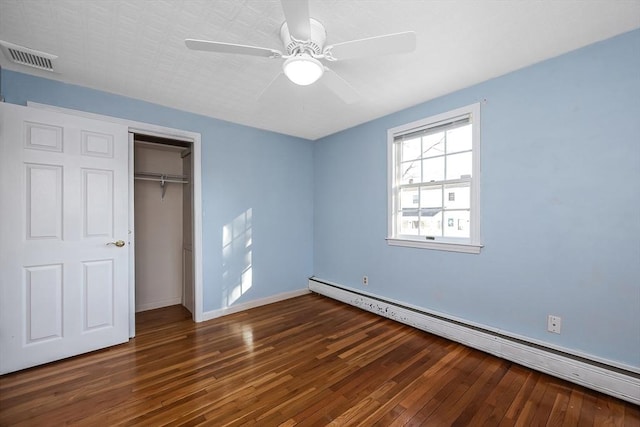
(387, 103), (482, 254)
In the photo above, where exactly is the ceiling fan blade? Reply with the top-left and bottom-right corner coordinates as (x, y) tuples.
(281, 0), (311, 40)
(185, 39), (281, 58)
(325, 31), (416, 61)
(321, 68), (360, 104)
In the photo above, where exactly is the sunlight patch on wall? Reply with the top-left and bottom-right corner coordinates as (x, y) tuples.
(222, 208), (253, 307)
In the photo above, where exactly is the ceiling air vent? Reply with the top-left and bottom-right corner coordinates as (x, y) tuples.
(0, 40), (57, 72)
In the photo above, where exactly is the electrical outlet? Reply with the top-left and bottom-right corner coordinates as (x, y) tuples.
(547, 315), (562, 334)
(362, 276), (368, 285)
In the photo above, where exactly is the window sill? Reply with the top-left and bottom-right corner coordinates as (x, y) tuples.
(386, 238), (483, 254)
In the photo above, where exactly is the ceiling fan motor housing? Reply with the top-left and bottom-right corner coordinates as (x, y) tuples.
(280, 18), (327, 55)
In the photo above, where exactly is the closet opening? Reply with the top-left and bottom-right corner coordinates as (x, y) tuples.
(133, 133), (195, 319)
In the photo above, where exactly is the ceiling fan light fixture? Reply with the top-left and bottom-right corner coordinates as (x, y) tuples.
(283, 54), (324, 86)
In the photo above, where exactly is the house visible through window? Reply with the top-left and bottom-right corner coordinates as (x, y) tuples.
(387, 103), (482, 253)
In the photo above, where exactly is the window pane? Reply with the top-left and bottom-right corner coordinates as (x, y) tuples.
(420, 186), (442, 209)
(398, 188), (419, 236)
(447, 124), (472, 154)
(399, 160), (421, 185)
(444, 183), (470, 209)
(398, 210), (420, 236)
(420, 211), (442, 237)
(422, 132), (445, 158)
(401, 137), (421, 161)
(399, 187), (418, 208)
(446, 151), (472, 180)
(443, 210), (470, 238)
(422, 157), (444, 182)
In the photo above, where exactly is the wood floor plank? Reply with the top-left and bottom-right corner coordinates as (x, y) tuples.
(624, 404), (640, 426)
(0, 293), (637, 426)
(500, 370), (540, 426)
(546, 388), (571, 426)
(513, 374), (550, 426)
(449, 358), (510, 426)
(561, 388), (586, 427)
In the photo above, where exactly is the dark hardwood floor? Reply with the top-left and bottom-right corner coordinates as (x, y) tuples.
(1, 293), (638, 426)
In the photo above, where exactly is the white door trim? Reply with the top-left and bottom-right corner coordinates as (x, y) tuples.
(28, 102), (205, 324)
(128, 132), (136, 336)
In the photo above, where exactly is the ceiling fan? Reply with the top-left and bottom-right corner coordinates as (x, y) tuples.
(185, 0), (416, 104)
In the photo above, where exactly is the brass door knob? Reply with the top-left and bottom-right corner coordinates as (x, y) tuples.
(107, 240), (126, 247)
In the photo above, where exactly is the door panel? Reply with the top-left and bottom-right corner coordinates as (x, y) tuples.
(0, 103), (130, 374)
(26, 163), (63, 239)
(25, 122), (63, 152)
(83, 168), (113, 237)
(25, 264), (63, 342)
(83, 259), (114, 330)
(81, 131), (113, 158)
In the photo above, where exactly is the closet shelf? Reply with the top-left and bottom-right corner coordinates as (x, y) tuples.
(134, 172), (189, 200)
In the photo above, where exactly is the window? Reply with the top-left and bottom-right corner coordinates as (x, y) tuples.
(387, 103), (481, 253)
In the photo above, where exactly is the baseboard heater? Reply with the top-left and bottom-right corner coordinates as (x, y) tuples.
(308, 277), (640, 405)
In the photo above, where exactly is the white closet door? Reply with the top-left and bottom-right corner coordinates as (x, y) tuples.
(0, 103), (130, 374)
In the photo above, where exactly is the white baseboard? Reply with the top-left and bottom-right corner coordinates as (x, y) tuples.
(309, 277), (640, 405)
(201, 288), (310, 322)
(136, 297), (183, 313)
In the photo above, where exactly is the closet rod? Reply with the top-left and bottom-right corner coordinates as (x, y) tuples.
(134, 177), (188, 184)
(134, 172), (189, 200)
(134, 172), (187, 180)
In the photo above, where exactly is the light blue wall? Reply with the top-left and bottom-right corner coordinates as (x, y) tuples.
(0, 69), (314, 314)
(313, 29), (640, 367)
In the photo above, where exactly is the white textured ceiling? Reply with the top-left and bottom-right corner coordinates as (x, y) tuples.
(1, 0), (639, 140)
